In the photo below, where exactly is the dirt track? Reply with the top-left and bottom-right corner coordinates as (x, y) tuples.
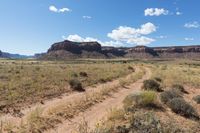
(45, 67), (151, 133)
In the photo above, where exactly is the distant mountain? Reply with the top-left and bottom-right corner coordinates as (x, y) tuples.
(0, 50), (34, 59)
(39, 40), (200, 60)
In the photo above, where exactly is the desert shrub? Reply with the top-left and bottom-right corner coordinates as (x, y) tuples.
(79, 72), (88, 77)
(115, 111), (183, 133)
(15, 70), (20, 74)
(154, 77), (162, 83)
(193, 95), (200, 104)
(116, 125), (129, 133)
(123, 91), (158, 111)
(68, 79), (85, 92)
(142, 79), (162, 92)
(138, 91), (157, 107)
(160, 89), (182, 104)
(128, 66), (135, 72)
(168, 98), (199, 119)
(128, 112), (163, 133)
(123, 93), (137, 111)
(122, 61), (127, 64)
(99, 78), (106, 83)
(172, 84), (188, 94)
(70, 72), (78, 78)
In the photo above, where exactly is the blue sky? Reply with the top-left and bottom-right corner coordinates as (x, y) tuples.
(0, 0), (200, 55)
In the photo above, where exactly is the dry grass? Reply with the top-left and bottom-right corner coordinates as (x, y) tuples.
(0, 59), (133, 112)
(89, 60), (200, 133)
(151, 61), (200, 88)
(4, 65), (145, 132)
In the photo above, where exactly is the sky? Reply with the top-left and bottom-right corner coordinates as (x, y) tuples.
(0, 0), (200, 55)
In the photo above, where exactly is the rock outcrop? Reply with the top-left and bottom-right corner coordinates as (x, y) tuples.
(39, 40), (200, 60)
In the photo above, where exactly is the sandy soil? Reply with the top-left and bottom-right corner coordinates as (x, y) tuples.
(45, 67), (151, 133)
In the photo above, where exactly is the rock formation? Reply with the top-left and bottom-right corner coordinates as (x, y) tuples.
(39, 40), (200, 60)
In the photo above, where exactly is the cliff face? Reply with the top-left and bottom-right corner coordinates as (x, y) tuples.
(40, 40), (200, 60)
(43, 40), (106, 59)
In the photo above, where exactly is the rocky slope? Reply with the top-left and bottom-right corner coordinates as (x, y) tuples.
(40, 40), (200, 59)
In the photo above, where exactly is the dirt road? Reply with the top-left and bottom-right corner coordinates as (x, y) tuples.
(46, 67), (151, 133)
(0, 66), (144, 131)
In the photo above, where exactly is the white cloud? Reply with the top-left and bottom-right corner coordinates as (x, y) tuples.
(63, 22), (157, 47)
(62, 34), (124, 47)
(59, 8), (71, 12)
(127, 36), (155, 45)
(49, 5), (58, 12)
(107, 22), (156, 45)
(176, 11), (182, 15)
(49, 5), (71, 13)
(103, 41), (124, 47)
(63, 34), (98, 42)
(144, 8), (169, 16)
(83, 16), (92, 19)
(107, 26), (137, 41)
(184, 37), (194, 41)
(138, 22), (157, 34)
(64, 34), (84, 42)
(184, 21), (200, 28)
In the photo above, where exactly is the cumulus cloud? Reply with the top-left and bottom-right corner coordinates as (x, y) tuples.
(62, 34), (97, 42)
(62, 34), (124, 47)
(139, 22), (157, 34)
(144, 8), (169, 16)
(83, 16), (92, 19)
(184, 37), (194, 41)
(103, 41), (123, 47)
(184, 21), (200, 28)
(127, 36), (155, 45)
(107, 22), (156, 45)
(63, 23), (157, 46)
(49, 5), (71, 13)
(64, 34), (84, 42)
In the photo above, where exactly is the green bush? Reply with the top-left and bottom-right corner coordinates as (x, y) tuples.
(160, 89), (182, 104)
(68, 79), (85, 92)
(139, 91), (157, 107)
(193, 95), (200, 104)
(168, 98), (199, 119)
(123, 91), (158, 111)
(142, 79), (162, 92)
(172, 84), (188, 94)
